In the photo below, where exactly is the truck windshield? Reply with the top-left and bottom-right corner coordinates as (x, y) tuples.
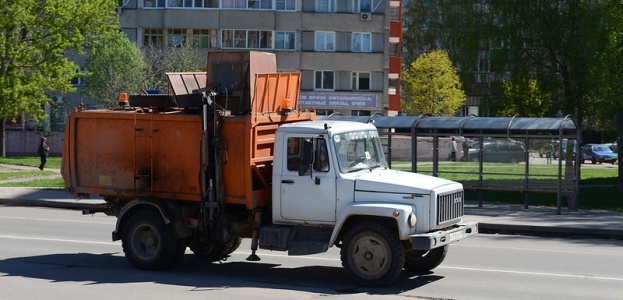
(332, 130), (388, 173)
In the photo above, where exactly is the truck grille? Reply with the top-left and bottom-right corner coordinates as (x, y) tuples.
(437, 190), (464, 224)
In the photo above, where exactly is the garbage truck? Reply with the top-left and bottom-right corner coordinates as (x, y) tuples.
(61, 51), (477, 286)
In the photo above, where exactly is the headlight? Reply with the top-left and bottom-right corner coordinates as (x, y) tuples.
(408, 213), (417, 228)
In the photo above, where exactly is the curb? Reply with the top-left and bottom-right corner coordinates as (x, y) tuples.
(0, 197), (106, 211)
(478, 223), (623, 240)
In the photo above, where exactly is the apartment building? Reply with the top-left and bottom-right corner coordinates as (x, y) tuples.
(116, 0), (403, 116)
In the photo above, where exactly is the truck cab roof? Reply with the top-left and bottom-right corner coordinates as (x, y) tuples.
(277, 120), (376, 135)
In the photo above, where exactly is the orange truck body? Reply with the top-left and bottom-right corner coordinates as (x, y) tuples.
(61, 51), (315, 210)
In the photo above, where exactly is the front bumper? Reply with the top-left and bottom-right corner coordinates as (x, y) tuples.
(410, 221), (478, 250)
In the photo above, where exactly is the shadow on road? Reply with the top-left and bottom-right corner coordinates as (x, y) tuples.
(0, 252), (444, 295)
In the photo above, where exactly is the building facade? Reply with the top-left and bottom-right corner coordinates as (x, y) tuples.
(117, 0), (403, 116)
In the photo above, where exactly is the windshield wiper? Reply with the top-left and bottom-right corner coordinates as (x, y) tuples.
(346, 167), (368, 173)
(369, 164), (386, 171)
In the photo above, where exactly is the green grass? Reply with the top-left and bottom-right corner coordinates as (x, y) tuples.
(0, 169), (57, 180)
(393, 161), (623, 211)
(0, 177), (65, 188)
(1, 157), (621, 211)
(0, 156), (63, 188)
(0, 156), (62, 169)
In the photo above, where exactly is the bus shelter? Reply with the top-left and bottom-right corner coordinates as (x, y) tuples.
(320, 114), (580, 214)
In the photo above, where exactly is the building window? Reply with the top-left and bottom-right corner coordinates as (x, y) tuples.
(315, 109), (334, 116)
(388, 78), (398, 95)
(71, 67), (87, 86)
(351, 110), (371, 116)
(144, 28), (164, 46)
(276, 0), (296, 10)
(389, 43), (398, 56)
(195, 0), (219, 7)
(314, 71), (334, 90)
(222, 0), (246, 8)
(352, 33), (371, 52)
(167, 28), (187, 47)
(167, 0), (183, 7)
(144, 0), (166, 7)
(316, 0), (335, 12)
(353, 0), (372, 12)
(192, 29), (218, 48)
(248, 0), (272, 9)
(352, 72), (370, 91)
(248, 30), (272, 48)
(275, 31), (296, 50)
(222, 30), (272, 49)
(315, 32), (335, 51)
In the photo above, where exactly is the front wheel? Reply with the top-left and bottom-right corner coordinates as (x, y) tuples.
(340, 222), (405, 286)
(122, 211), (186, 270)
(403, 245), (448, 273)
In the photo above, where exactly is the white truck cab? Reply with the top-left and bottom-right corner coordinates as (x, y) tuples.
(270, 120), (478, 285)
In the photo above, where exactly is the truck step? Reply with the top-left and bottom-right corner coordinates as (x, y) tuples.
(288, 241), (329, 256)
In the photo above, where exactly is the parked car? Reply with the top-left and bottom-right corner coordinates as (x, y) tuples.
(603, 141), (618, 153)
(466, 142), (526, 163)
(581, 144), (617, 164)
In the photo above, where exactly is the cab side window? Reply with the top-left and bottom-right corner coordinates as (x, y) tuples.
(287, 137), (303, 172)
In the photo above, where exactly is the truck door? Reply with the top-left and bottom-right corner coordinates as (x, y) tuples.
(279, 135), (337, 223)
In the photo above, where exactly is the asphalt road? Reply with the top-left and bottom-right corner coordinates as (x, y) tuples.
(1, 206), (622, 300)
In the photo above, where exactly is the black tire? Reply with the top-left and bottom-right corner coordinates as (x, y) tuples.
(592, 157), (597, 164)
(403, 245), (448, 273)
(581, 158), (585, 164)
(190, 236), (242, 261)
(340, 222), (405, 286)
(122, 210), (186, 270)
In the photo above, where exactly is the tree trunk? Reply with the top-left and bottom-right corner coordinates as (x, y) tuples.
(0, 120), (5, 157)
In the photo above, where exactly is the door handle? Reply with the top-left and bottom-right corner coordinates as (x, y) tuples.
(282, 179), (294, 184)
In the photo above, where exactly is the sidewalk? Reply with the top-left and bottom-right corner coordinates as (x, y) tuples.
(463, 203), (623, 240)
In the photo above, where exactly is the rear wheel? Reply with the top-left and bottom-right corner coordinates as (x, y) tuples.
(340, 222), (405, 286)
(403, 245), (448, 273)
(592, 157), (597, 164)
(122, 211), (186, 270)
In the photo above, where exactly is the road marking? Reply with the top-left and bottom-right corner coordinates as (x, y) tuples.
(0, 216), (113, 225)
(439, 265), (623, 282)
(0, 234), (117, 246)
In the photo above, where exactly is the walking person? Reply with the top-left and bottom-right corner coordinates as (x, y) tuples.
(545, 143), (554, 164)
(38, 136), (49, 170)
(451, 137), (457, 162)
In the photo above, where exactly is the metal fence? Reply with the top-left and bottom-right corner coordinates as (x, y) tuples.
(321, 114), (580, 214)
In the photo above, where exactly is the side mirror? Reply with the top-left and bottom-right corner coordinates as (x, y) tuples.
(300, 140), (314, 177)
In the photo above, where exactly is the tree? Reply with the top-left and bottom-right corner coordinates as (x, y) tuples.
(498, 78), (551, 117)
(403, 0), (622, 127)
(142, 44), (207, 93)
(0, 0), (118, 121)
(401, 50), (466, 116)
(83, 31), (148, 107)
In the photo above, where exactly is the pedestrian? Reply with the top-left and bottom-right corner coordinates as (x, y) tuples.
(545, 143), (554, 164)
(451, 137), (457, 162)
(38, 136), (49, 170)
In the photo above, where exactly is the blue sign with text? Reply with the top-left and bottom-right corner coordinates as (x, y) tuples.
(299, 93), (377, 108)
